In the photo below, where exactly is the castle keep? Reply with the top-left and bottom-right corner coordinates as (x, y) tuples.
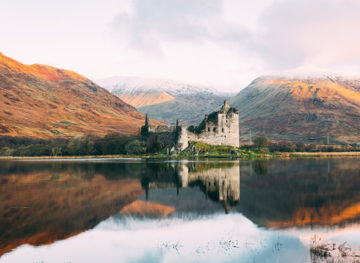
(141, 100), (239, 151)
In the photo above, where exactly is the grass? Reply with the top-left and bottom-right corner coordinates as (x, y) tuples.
(58, 121), (74, 126)
(310, 235), (360, 263)
(278, 152), (360, 158)
(0, 154), (140, 160)
(177, 141), (271, 160)
(1, 141), (359, 160)
(50, 129), (64, 136)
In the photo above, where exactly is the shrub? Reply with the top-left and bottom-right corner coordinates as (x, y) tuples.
(125, 140), (146, 155)
(254, 136), (269, 148)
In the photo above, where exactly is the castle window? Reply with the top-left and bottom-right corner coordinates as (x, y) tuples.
(222, 128), (224, 133)
(208, 128), (210, 132)
(213, 127), (216, 132)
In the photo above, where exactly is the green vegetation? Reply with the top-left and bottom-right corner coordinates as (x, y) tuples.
(178, 141), (270, 159)
(254, 136), (269, 148)
(0, 134), (359, 159)
(58, 121), (74, 126)
(51, 129), (64, 136)
(268, 140), (360, 153)
(0, 133), (146, 157)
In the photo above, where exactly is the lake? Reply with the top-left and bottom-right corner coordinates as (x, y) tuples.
(1, 158), (360, 263)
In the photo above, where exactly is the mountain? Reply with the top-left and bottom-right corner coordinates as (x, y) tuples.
(230, 75), (360, 144)
(0, 162), (144, 257)
(0, 53), (154, 139)
(96, 76), (233, 125)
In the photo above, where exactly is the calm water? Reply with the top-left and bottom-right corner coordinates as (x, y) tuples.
(1, 158), (360, 262)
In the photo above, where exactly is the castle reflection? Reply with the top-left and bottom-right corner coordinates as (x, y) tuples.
(1, 158), (360, 259)
(141, 162), (240, 213)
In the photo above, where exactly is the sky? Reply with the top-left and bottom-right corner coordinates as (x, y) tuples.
(1, 0), (360, 91)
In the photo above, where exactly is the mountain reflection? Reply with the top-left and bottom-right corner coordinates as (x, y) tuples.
(1, 158), (360, 259)
(0, 160), (145, 257)
(238, 158), (360, 228)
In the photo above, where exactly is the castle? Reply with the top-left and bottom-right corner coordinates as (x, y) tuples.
(141, 162), (240, 213)
(141, 100), (239, 151)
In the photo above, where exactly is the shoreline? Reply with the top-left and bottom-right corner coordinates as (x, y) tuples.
(278, 152), (360, 157)
(0, 151), (360, 160)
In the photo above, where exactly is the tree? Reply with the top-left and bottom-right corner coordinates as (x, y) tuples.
(67, 135), (96, 156)
(125, 140), (146, 155)
(254, 136), (269, 148)
(51, 147), (62, 156)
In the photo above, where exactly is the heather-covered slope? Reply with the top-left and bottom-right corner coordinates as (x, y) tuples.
(230, 75), (360, 143)
(0, 53), (153, 138)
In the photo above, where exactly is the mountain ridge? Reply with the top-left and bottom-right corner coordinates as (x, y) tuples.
(0, 53), (158, 139)
(96, 76), (233, 125)
(230, 75), (360, 143)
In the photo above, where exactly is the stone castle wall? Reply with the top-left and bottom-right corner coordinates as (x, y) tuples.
(142, 101), (239, 151)
(177, 126), (189, 151)
(187, 110), (239, 147)
(148, 126), (176, 133)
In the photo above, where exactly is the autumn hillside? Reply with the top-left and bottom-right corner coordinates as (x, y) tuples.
(0, 52), (156, 139)
(230, 75), (360, 144)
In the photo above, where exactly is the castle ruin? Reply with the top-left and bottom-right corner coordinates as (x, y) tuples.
(141, 100), (239, 151)
(141, 162), (240, 213)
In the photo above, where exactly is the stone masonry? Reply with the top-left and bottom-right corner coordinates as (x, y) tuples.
(141, 100), (239, 151)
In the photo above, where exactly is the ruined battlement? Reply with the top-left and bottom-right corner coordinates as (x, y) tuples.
(141, 100), (239, 151)
(147, 125), (176, 133)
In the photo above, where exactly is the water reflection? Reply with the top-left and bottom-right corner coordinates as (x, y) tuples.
(238, 158), (360, 228)
(142, 162), (240, 213)
(0, 158), (360, 262)
(0, 160), (145, 257)
(252, 160), (269, 176)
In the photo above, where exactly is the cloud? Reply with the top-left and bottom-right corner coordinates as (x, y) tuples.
(110, 0), (224, 52)
(2, 0), (360, 89)
(255, 0), (360, 70)
(110, 0), (360, 75)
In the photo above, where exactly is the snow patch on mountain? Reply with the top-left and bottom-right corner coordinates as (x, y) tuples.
(95, 76), (234, 97)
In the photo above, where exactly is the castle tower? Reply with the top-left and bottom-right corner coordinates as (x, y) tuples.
(141, 113), (150, 137)
(176, 125), (189, 151)
(221, 100), (230, 111)
(145, 113), (149, 127)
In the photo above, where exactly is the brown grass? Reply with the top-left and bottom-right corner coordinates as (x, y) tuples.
(0, 52), (162, 139)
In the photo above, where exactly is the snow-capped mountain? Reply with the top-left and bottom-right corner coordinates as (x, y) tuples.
(95, 76), (229, 96)
(95, 76), (234, 125)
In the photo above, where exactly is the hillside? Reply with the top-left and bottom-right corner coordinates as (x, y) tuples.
(116, 90), (174, 108)
(96, 76), (232, 125)
(0, 53), (155, 139)
(0, 162), (144, 257)
(230, 75), (360, 144)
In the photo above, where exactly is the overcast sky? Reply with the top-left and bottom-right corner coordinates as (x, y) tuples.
(1, 0), (360, 91)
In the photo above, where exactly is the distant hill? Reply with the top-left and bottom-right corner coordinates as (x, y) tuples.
(0, 53), (155, 139)
(230, 75), (360, 144)
(96, 76), (232, 125)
